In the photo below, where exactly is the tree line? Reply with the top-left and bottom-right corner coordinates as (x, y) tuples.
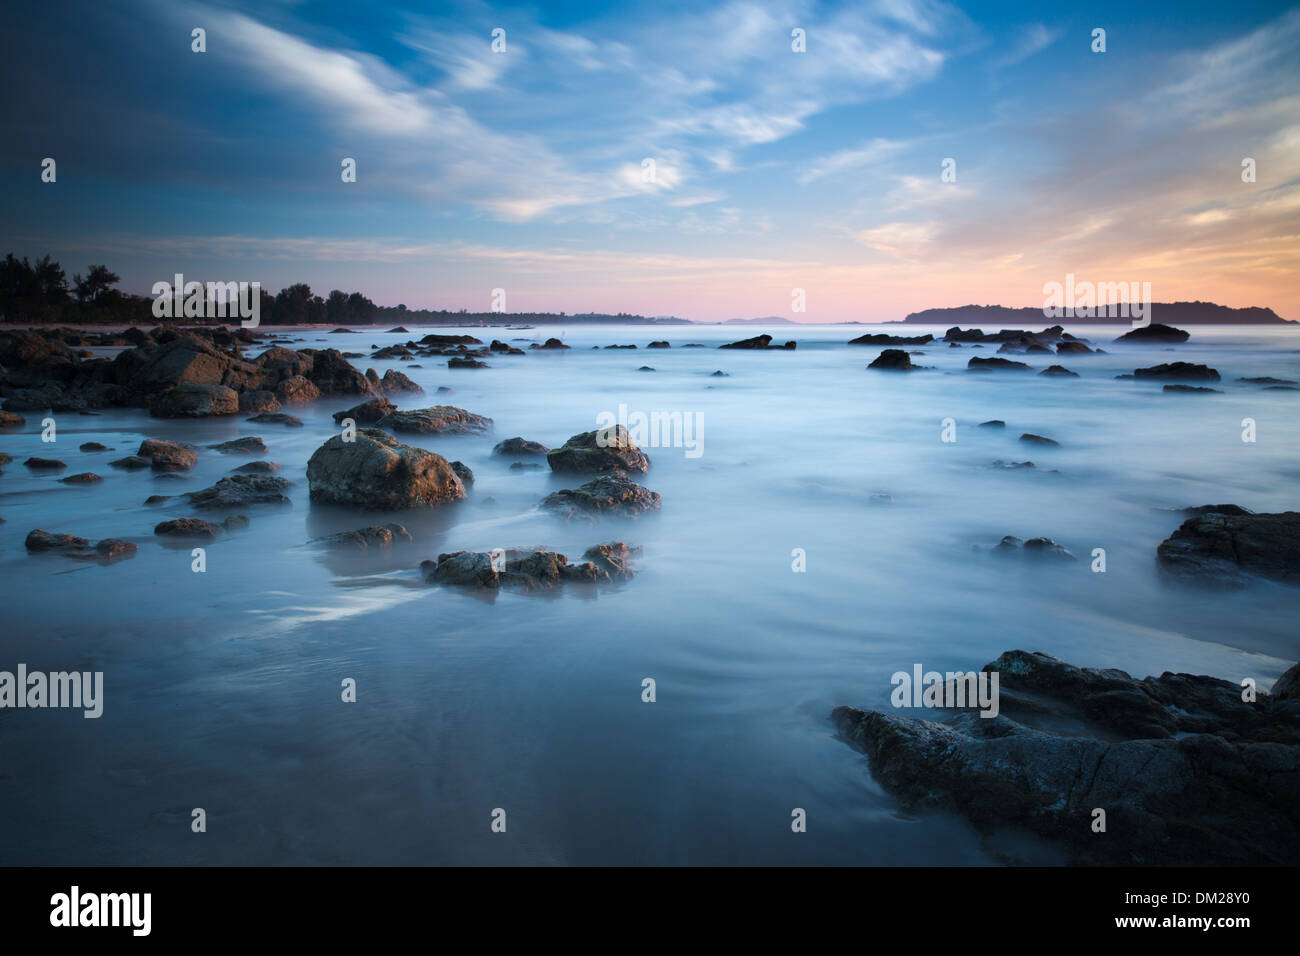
(0, 253), (378, 326)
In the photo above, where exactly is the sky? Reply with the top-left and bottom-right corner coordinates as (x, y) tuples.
(1, 0), (1298, 322)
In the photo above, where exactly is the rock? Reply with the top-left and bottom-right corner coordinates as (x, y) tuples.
(1039, 365), (1078, 377)
(831, 649), (1300, 865)
(542, 474), (661, 519)
(272, 375), (321, 406)
(1054, 341), (1093, 354)
(380, 369), (423, 394)
(1114, 323), (1190, 344)
(1019, 433), (1059, 446)
(138, 438), (197, 472)
(92, 539), (137, 561)
(247, 412), (303, 427)
(58, 472), (102, 484)
(318, 523), (413, 550)
(419, 334), (482, 347)
(306, 429), (465, 510)
(154, 518), (223, 538)
(1156, 509), (1300, 589)
(509, 462), (542, 471)
(208, 437), (266, 456)
(144, 495), (169, 505)
(79, 442), (108, 452)
(25, 529), (90, 551)
(867, 349), (915, 371)
(992, 460), (1036, 469)
(332, 397), (396, 424)
(150, 382), (239, 418)
(1274, 662), (1300, 701)
(547, 425), (650, 475)
(648, 341), (670, 348)
(329, 327), (355, 334)
(238, 390), (282, 414)
(531, 338), (570, 350)
(968, 357), (1032, 371)
(109, 455), (151, 470)
(719, 334), (796, 350)
(992, 535), (1076, 560)
(0, 410), (27, 427)
(223, 515), (250, 531)
(711, 370), (728, 377)
(979, 420), (1005, 428)
(231, 461), (282, 475)
(849, 333), (934, 345)
(582, 542), (640, 580)
(1238, 377), (1298, 385)
(494, 437), (550, 457)
(365, 368), (381, 391)
(1181, 503), (1252, 517)
(374, 405), (492, 435)
(450, 461), (474, 486)
(448, 357), (489, 369)
(1133, 362), (1220, 382)
(24, 457), (67, 469)
(255, 347), (314, 380)
(638, 365), (655, 372)
(184, 475), (292, 510)
(488, 340), (525, 355)
(1163, 384), (1221, 393)
(302, 348), (375, 395)
(426, 547), (613, 591)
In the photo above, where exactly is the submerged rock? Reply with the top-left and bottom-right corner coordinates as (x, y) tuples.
(867, 349), (916, 371)
(247, 412), (303, 427)
(1039, 365), (1078, 377)
(832, 649), (1300, 865)
(494, 436), (550, 457)
(318, 523), (413, 550)
(332, 397), (396, 424)
(1019, 433), (1059, 446)
(968, 357), (1031, 371)
(719, 334), (796, 350)
(58, 472), (102, 484)
(208, 436), (266, 456)
(1156, 508), (1300, 589)
(849, 332), (934, 346)
(306, 429), (465, 510)
(1133, 362), (1220, 382)
(450, 461), (474, 486)
(992, 535), (1076, 561)
(154, 517), (223, 538)
(184, 474), (292, 510)
(24, 457), (66, 470)
(542, 474), (661, 519)
(547, 425), (650, 475)
(1163, 384), (1221, 394)
(425, 544), (632, 591)
(25, 529), (136, 562)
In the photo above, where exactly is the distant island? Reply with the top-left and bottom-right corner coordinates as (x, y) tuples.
(723, 316), (797, 325)
(894, 302), (1294, 326)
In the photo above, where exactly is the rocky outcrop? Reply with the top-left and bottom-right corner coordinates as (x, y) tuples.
(546, 426), (650, 475)
(1156, 508), (1300, 589)
(832, 649), (1300, 865)
(274, 375), (321, 405)
(374, 405), (492, 435)
(542, 474), (661, 519)
(300, 348), (376, 395)
(379, 369), (422, 394)
(306, 429), (466, 509)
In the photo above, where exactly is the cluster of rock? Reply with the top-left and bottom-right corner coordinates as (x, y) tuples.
(832, 649), (1300, 864)
(540, 425), (660, 520)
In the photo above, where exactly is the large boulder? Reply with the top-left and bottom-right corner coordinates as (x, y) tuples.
(274, 375), (322, 405)
(306, 429), (466, 509)
(374, 405), (492, 435)
(149, 383), (239, 418)
(300, 348), (375, 395)
(137, 438), (197, 471)
(546, 425), (650, 475)
(1156, 509), (1300, 589)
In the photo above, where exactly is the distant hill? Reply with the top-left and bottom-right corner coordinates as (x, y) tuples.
(895, 302), (1293, 326)
(724, 316), (797, 325)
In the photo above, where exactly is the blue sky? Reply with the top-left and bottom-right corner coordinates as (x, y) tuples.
(2, 0), (1298, 321)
